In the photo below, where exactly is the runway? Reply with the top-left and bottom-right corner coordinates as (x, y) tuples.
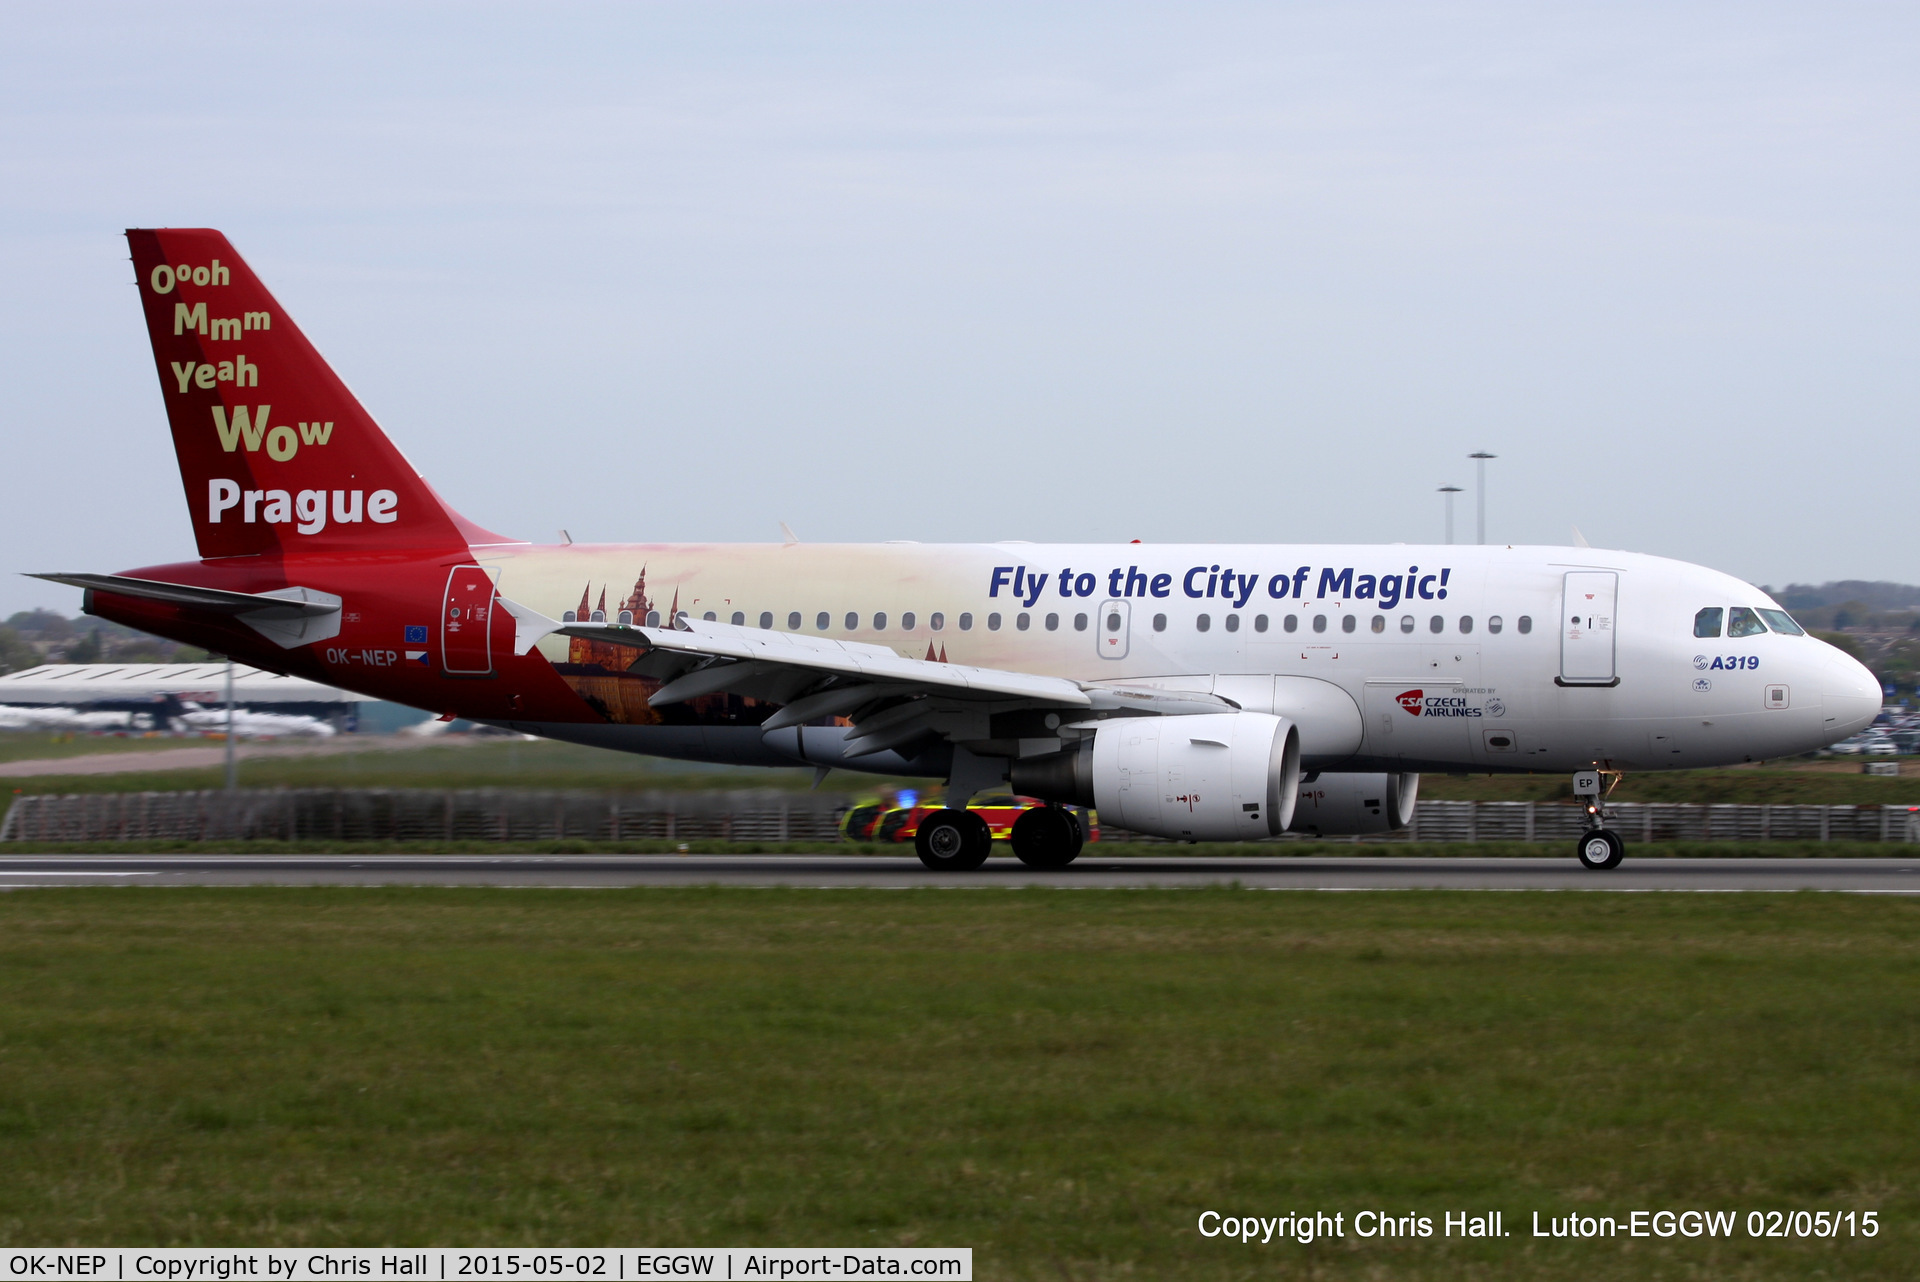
(1, 854), (1917, 891)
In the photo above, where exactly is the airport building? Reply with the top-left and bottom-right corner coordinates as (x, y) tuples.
(0, 663), (402, 733)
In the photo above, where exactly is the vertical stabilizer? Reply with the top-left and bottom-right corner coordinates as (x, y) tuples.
(125, 229), (507, 559)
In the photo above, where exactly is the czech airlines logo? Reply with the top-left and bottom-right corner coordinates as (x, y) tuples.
(1395, 688), (1483, 718)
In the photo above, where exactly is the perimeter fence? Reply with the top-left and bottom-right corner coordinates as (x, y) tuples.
(3, 790), (1919, 845)
(1394, 799), (1920, 844)
(0, 789), (852, 844)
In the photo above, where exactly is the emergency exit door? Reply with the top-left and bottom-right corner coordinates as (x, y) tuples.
(1560, 571), (1618, 685)
(1097, 599), (1130, 659)
(442, 565), (498, 675)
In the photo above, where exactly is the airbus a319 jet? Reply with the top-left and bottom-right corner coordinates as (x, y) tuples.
(34, 230), (1882, 871)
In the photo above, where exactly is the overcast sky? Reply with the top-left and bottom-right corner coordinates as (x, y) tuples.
(3, 3), (1917, 616)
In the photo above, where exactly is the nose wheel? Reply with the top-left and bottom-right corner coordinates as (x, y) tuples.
(1571, 768), (1626, 870)
(1576, 828), (1625, 870)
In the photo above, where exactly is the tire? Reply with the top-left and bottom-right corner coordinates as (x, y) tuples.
(1010, 806), (1084, 869)
(916, 808), (992, 871)
(1576, 828), (1625, 871)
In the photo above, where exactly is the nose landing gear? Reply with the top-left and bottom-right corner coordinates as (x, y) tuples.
(1572, 768), (1626, 870)
(1576, 828), (1625, 870)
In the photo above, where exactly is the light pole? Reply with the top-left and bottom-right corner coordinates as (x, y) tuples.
(223, 657), (236, 793)
(1439, 486), (1462, 544)
(1469, 452), (1496, 544)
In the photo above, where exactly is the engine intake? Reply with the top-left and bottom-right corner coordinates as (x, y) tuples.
(1012, 712), (1301, 841)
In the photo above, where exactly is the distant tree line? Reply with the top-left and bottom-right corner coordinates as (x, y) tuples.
(0, 609), (207, 676)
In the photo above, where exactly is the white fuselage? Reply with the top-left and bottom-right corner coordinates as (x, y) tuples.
(484, 540), (1881, 775)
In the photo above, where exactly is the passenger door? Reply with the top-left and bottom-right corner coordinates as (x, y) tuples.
(1560, 572), (1619, 685)
(441, 565), (498, 676)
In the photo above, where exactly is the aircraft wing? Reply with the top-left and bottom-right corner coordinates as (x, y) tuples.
(498, 597), (1230, 758)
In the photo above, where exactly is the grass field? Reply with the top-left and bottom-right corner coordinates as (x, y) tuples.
(1417, 760), (1920, 805)
(0, 888), (1913, 1279)
(0, 732), (206, 764)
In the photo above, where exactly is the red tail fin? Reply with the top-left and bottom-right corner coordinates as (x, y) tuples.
(125, 229), (508, 559)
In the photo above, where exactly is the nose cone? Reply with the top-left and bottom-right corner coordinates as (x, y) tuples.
(1821, 649), (1882, 741)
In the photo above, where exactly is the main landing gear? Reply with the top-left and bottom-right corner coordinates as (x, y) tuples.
(1572, 768), (1626, 870)
(914, 805), (1087, 871)
(1009, 805), (1084, 869)
(915, 808), (992, 871)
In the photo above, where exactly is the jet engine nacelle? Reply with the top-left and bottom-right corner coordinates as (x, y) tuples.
(1011, 712), (1301, 842)
(1287, 771), (1419, 835)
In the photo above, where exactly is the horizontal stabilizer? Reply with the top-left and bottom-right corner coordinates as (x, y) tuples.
(30, 573), (342, 650)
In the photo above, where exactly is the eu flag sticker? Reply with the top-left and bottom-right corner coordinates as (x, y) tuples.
(405, 625), (429, 644)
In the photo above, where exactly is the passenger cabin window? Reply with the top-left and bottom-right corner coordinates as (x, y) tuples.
(873, 611), (888, 631)
(1152, 614), (1167, 632)
(1758, 608), (1804, 636)
(618, 610), (633, 624)
(1517, 616), (1532, 634)
(960, 613), (974, 631)
(931, 612), (945, 630)
(1044, 613), (1059, 631)
(1694, 607), (1724, 638)
(758, 612), (772, 629)
(1371, 616), (1385, 633)
(815, 612), (830, 631)
(1400, 615), (1415, 634)
(788, 612), (802, 630)
(901, 612), (917, 630)
(845, 612), (859, 630)
(1488, 615), (1503, 634)
(987, 613), (1001, 631)
(1458, 616), (1472, 634)
(1224, 614), (1239, 633)
(1341, 614), (1356, 633)
(1254, 614), (1269, 632)
(704, 611), (717, 622)
(1073, 613), (1087, 631)
(1284, 615), (1299, 633)
(648, 611), (662, 627)
(731, 612), (745, 626)
(1311, 615), (1326, 633)
(1728, 606), (1768, 638)
(1016, 613), (1030, 631)
(1429, 615), (1444, 634)
(1196, 614), (1211, 632)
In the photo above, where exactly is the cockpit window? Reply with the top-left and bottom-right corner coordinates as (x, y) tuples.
(1758, 608), (1805, 636)
(1727, 606), (1768, 637)
(1693, 607), (1723, 638)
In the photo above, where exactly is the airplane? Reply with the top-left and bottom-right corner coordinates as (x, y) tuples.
(173, 701), (336, 739)
(0, 706), (136, 733)
(30, 229), (1882, 872)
